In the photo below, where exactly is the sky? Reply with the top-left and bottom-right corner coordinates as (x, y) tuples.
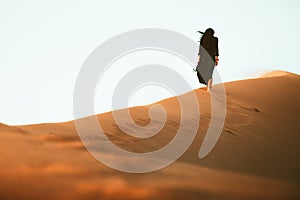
(0, 0), (299, 125)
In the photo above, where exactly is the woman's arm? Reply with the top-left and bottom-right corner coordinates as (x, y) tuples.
(215, 37), (219, 66)
(215, 37), (219, 57)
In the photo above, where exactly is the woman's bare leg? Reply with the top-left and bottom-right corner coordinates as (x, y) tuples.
(207, 79), (212, 92)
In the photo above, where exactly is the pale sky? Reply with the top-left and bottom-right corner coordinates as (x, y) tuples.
(0, 0), (299, 125)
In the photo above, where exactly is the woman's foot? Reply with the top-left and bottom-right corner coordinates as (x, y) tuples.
(207, 86), (212, 92)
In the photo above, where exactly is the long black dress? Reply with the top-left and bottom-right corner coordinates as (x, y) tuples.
(196, 36), (219, 85)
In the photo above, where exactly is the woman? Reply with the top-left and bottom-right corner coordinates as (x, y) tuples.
(196, 28), (219, 92)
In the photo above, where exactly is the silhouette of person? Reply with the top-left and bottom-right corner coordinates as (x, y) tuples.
(196, 28), (219, 92)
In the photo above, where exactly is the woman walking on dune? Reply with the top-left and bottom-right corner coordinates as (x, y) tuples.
(196, 28), (219, 92)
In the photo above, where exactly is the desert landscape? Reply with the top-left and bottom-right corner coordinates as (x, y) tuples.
(0, 70), (299, 200)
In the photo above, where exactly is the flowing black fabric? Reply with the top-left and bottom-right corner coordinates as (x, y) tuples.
(196, 31), (219, 85)
(196, 57), (215, 84)
(198, 36), (219, 61)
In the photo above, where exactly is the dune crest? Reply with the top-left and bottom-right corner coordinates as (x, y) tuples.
(260, 70), (298, 78)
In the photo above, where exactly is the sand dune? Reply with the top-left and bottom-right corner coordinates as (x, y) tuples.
(260, 70), (296, 78)
(0, 71), (299, 199)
